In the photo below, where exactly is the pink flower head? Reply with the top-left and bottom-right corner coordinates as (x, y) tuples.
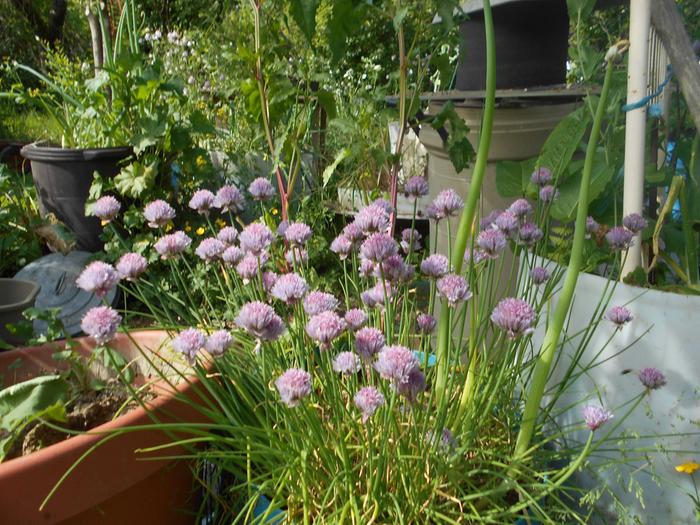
(360, 233), (398, 263)
(605, 306), (633, 327)
(154, 231), (192, 259)
(76, 261), (119, 298)
(303, 291), (339, 316)
(358, 257), (375, 279)
(622, 213), (647, 234)
(271, 272), (308, 304)
(398, 369), (425, 402)
(285, 222), (312, 246)
(262, 271), (278, 294)
(354, 204), (390, 235)
(239, 222), (273, 255)
(431, 189), (464, 219)
(216, 226), (239, 246)
(404, 176), (429, 199)
(531, 167), (552, 186)
(222, 245), (244, 266)
(344, 309), (367, 331)
(530, 267), (550, 285)
(583, 405), (613, 431)
(476, 229), (507, 258)
(508, 198), (532, 219)
(375, 345), (423, 400)
(464, 249), (489, 266)
(332, 351), (361, 374)
(605, 227), (634, 250)
(494, 211), (519, 238)
(306, 311), (346, 349)
(236, 301), (285, 342)
(144, 200), (176, 228)
(354, 327), (385, 360)
(189, 189), (216, 215)
(275, 368), (312, 407)
(480, 209), (502, 231)
(91, 196), (121, 222)
(437, 274), (472, 307)
(372, 198), (393, 214)
(491, 298), (536, 338)
(214, 185), (245, 213)
(330, 235), (353, 259)
(539, 185), (559, 203)
(420, 254), (450, 278)
(248, 177), (275, 201)
(285, 247), (308, 266)
(586, 216), (600, 236)
(374, 254), (409, 283)
(205, 330), (233, 357)
(400, 228), (422, 253)
(80, 306), (121, 345)
(277, 220), (289, 237)
(518, 223), (544, 247)
(360, 281), (393, 308)
(195, 238), (226, 262)
(173, 328), (206, 363)
(343, 222), (365, 244)
(638, 367), (666, 390)
(416, 313), (436, 334)
(115, 253), (148, 281)
(354, 386), (385, 422)
(236, 252), (267, 283)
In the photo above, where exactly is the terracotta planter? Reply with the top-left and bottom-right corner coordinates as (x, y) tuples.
(0, 330), (207, 524)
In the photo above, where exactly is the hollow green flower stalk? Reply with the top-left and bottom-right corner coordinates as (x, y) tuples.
(512, 54), (616, 460)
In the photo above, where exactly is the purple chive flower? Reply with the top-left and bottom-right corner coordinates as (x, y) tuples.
(464, 249), (489, 266)
(285, 247), (308, 266)
(508, 198), (533, 219)
(343, 222), (365, 244)
(275, 368), (312, 407)
(205, 330), (233, 357)
(400, 228), (422, 253)
(354, 327), (385, 360)
(530, 267), (551, 285)
(248, 177), (276, 201)
(277, 220), (289, 237)
(331, 235), (353, 259)
(638, 367), (666, 390)
(154, 231), (192, 259)
(539, 185), (559, 203)
(586, 216), (600, 236)
(605, 306), (633, 327)
(360, 281), (393, 308)
(306, 311), (346, 350)
(437, 274), (472, 307)
(144, 200), (176, 228)
(80, 306), (121, 345)
(195, 238), (226, 262)
(173, 328), (206, 364)
(431, 189), (464, 219)
(91, 196), (121, 222)
(217, 226), (239, 246)
(477, 228), (507, 258)
(354, 386), (385, 422)
(271, 273), (308, 303)
(115, 253), (148, 281)
(491, 298), (536, 338)
(427, 427), (458, 453)
(374, 254), (409, 283)
(531, 167), (552, 186)
(76, 261), (120, 298)
(354, 204), (390, 234)
(404, 176), (429, 199)
(236, 252), (268, 283)
(605, 226), (635, 250)
(214, 185), (245, 213)
(236, 301), (285, 342)
(518, 223), (544, 247)
(425, 203), (440, 221)
(285, 222), (312, 246)
(239, 222), (274, 255)
(303, 291), (340, 316)
(372, 198), (393, 214)
(344, 309), (367, 331)
(421, 254), (450, 278)
(189, 189), (216, 215)
(375, 346), (424, 399)
(360, 233), (398, 263)
(583, 405), (613, 431)
(222, 245), (244, 266)
(480, 209), (502, 231)
(396, 368), (426, 401)
(332, 351), (361, 374)
(495, 211), (520, 238)
(262, 270), (279, 293)
(622, 213), (647, 234)
(417, 313), (436, 334)
(358, 257), (376, 279)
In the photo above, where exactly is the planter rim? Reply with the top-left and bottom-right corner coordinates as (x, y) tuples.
(20, 142), (133, 163)
(0, 278), (41, 313)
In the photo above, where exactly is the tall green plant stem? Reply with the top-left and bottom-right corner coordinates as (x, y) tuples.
(434, 0), (496, 404)
(512, 61), (615, 460)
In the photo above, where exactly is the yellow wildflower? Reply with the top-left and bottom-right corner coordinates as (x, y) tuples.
(165, 221), (174, 232)
(184, 223), (192, 233)
(100, 220), (109, 227)
(675, 462), (700, 475)
(215, 218), (226, 228)
(271, 208), (279, 216)
(196, 155), (207, 168)
(196, 226), (205, 236)
(217, 106), (228, 118)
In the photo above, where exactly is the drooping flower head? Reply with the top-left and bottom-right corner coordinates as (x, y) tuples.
(354, 204), (390, 235)
(285, 222), (313, 246)
(248, 177), (276, 201)
(344, 309), (367, 331)
(277, 220), (289, 237)
(154, 231), (192, 259)
(431, 189), (464, 219)
(306, 311), (346, 350)
(332, 352), (361, 375)
(195, 238), (226, 262)
(531, 167), (552, 186)
(205, 330), (233, 357)
(76, 261), (119, 298)
(354, 327), (385, 360)
(400, 228), (422, 253)
(216, 226), (239, 246)
(91, 196), (121, 223)
(115, 253), (147, 281)
(494, 210), (519, 238)
(397, 368), (426, 401)
(491, 298), (536, 338)
(173, 328), (206, 364)
(236, 252), (268, 283)
(586, 216), (600, 236)
(605, 305), (633, 327)
(189, 189), (216, 215)
(360, 233), (399, 263)
(271, 273), (308, 304)
(303, 291), (340, 316)
(330, 235), (353, 260)
(354, 386), (385, 422)
(360, 281), (394, 308)
(480, 209), (502, 231)
(404, 176), (429, 199)
(622, 213), (647, 234)
(416, 313), (437, 334)
(437, 274), (472, 307)
(508, 198), (532, 219)
(477, 228), (507, 258)
(638, 367), (666, 390)
(530, 267), (551, 285)
(214, 185), (245, 213)
(236, 301), (285, 342)
(358, 257), (375, 279)
(421, 254), (450, 278)
(81, 306), (121, 345)
(275, 368), (312, 407)
(605, 226), (635, 250)
(539, 185), (559, 203)
(342, 222), (365, 244)
(144, 200), (176, 228)
(518, 223), (544, 247)
(262, 271), (279, 294)
(583, 405), (613, 431)
(222, 245), (244, 266)
(239, 222), (274, 255)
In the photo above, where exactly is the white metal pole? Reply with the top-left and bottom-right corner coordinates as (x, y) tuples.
(622, 0), (651, 278)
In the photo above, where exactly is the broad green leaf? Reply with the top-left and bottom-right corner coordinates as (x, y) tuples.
(289, 0), (319, 45)
(566, 0), (596, 19)
(429, 101), (475, 173)
(323, 148), (350, 188)
(436, 0), (460, 30)
(496, 158), (537, 198)
(190, 110), (215, 135)
(316, 90), (337, 120)
(114, 160), (157, 198)
(536, 105), (590, 181)
(393, 7), (408, 31)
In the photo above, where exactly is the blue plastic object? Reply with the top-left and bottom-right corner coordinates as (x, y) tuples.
(413, 350), (437, 367)
(252, 494), (285, 524)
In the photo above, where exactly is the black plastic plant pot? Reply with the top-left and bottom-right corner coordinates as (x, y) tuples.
(20, 143), (132, 252)
(456, 0), (569, 90)
(0, 278), (40, 346)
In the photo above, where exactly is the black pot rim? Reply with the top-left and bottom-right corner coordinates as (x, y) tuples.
(20, 142), (133, 163)
(0, 279), (41, 312)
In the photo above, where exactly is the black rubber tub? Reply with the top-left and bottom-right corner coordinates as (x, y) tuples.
(20, 143), (132, 252)
(456, 0), (569, 90)
(0, 278), (40, 346)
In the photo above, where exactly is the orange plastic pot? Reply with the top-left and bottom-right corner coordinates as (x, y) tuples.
(0, 330), (209, 524)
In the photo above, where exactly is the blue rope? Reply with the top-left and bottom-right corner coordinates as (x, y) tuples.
(622, 64), (673, 112)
